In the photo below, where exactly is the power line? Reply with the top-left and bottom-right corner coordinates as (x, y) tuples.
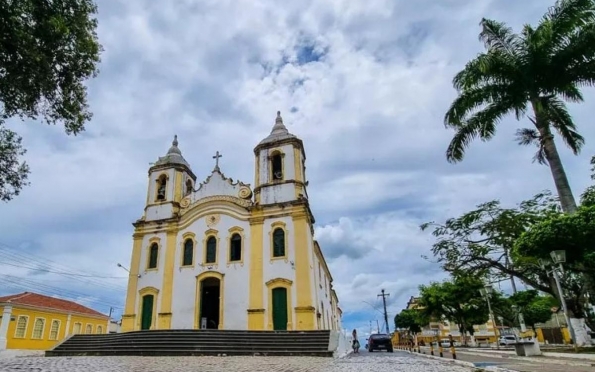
(0, 261), (128, 279)
(0, 276), (123, 311)
(0, 243), (127, 291)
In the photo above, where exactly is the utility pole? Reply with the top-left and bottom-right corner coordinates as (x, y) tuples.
(378, 289), (390, 334)
(108, 307), (113, 319)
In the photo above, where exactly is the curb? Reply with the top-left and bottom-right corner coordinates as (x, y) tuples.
(400, 349), (519, 372)
(456, 350), (592, 367)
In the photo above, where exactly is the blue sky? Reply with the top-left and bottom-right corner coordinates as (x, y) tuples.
(1, 0), (595, 339)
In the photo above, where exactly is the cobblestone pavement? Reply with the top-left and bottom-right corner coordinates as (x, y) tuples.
(0, 351), (475, 372)
(416, 347), (595, 372)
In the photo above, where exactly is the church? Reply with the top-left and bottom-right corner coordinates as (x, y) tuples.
(121, 112), (342, 332)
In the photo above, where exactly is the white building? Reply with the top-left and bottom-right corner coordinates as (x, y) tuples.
(121, 112), (341, 332)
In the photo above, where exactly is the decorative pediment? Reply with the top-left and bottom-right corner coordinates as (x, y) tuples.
(179, 170), (253, 212)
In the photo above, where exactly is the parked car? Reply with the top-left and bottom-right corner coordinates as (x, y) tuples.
(499, 335), (517, 346)
(367, 333), (394, 352)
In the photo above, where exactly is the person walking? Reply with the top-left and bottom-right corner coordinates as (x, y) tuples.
(352, 329), (360, 353)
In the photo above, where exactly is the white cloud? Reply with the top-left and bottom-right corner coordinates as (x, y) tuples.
(1, 0), (595, 334)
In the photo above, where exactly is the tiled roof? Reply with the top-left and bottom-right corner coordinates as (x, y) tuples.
(0, 292), (108, 318)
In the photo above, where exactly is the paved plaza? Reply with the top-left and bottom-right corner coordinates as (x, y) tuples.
(0, 351), (476, 372)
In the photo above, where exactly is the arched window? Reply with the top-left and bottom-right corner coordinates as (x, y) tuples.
(156, 175), (167, 201)
(148, 243), (159, 269)
(96, 325), (103, 334)
(272, 228), (285, 257)
(183, 239), (194, 266)
(185, 179), (193, 196)
(32, 318), (45, 339)
(14, 316), (28, 338)
(85, 324), (92, 334)
(230, 233), (242, 262)
(73, 322), (82, 334)
(205, 236), (217, 264)
(49, 320), (60, 340)
(271, 153), (283, 181)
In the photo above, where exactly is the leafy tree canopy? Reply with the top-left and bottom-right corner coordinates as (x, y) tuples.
(0, 0), (102, 201)
(394, 309), (424, 334)
(417, 275), (490, 342)
(421, 191), (559, 295)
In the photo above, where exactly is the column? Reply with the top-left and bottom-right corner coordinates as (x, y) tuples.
(65, 314), (72, 337)
(247, 217), (265, 329)
(293, 212), (315, 330)
(0, 306), (13, 350)
(159, 230), (177, 329)
(121, 234), (143, 332)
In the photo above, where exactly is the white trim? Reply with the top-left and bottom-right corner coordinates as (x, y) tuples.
(49, 319), (61, 340)
(13, 315), (29, 339)
(31, 317), (46, 339)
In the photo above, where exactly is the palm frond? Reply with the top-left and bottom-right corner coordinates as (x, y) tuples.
(542, 0), (595, 32)
(479, 19), (525, 58)
(446, 102), (512, 162)
(452, 52), (521, 91)
(515, 127), (547, 164)
(549, 19), (595, 88)
(540, 96), (585, 154)
(515, 128), (540, 146)
(444, 84), (514, 127)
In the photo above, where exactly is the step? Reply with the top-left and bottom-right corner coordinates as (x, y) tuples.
(46, 349), (334, 357)
(55, 343), (329, 351)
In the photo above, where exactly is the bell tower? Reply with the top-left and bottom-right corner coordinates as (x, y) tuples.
(253, 111), (308, 206)
(144, 135), (196, 221)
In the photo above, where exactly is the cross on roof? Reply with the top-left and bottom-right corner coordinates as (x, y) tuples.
(213, 151), (222, 171)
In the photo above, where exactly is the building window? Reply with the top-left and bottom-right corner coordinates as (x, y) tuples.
(148, 243), (159, 269)
(32, 318), (45, 339)
(49, 320), (60, 340)
(230, 233), (242, 261)
(183, 239), (194, 266)
(205, 236), (217, 264)
(73, 322), (82, 334)
(272, 228), (285, 257)
(85, 324), (92, 334)
(97, 325), (103, 334)
(156, 175), (167, 201)
(271, 153), (283, 181)
(14, 316), (28, 338)
(185, 179), (193, 196)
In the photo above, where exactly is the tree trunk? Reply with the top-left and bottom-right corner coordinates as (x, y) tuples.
(531, 102), (578, 213)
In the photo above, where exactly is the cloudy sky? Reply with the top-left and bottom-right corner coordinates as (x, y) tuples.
(1, 0), (595, 338)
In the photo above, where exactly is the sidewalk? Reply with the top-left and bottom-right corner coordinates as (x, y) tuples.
(413, 346), (595, 372)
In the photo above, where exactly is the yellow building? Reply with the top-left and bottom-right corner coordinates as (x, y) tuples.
(0, 292), (109, 351)
(121, 112), (341, 332)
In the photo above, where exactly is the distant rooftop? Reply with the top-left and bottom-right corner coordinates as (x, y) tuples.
(0, 292), (108, 318)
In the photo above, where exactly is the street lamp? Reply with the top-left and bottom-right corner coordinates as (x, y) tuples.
(539, 250), (576, 349)
(479, 284), (500, 350)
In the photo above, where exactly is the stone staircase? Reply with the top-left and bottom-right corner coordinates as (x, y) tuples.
(46, 329), (333, 357)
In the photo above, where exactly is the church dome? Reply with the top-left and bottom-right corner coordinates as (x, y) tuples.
(153, 135), (191, 168)
(258, 111), (297, 146)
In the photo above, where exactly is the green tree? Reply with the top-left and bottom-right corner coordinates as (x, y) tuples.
(492, 290), (557, 331)
(444, 0), (595, 213)
(394, 309), (423, 335)
(417, 275), (490, 345)
(0, 0), (102, 201)
(421, 191), (560, 295)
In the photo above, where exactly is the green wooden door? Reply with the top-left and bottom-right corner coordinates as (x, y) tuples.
(141, 295), (154, 330)
(272, 288), (288, 330)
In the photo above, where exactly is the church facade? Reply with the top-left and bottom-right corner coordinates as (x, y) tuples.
(121, 112), (342, 332)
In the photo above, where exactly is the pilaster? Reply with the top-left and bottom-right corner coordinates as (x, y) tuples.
(121, 234), (143, 332)
(0, 306), (12, 350)
(247, 217), (265, 329)
(293, 212), (315, 330)
(159, 230), (177, 329)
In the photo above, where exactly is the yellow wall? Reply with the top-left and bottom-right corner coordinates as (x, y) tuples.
(2, 306), (107, 350)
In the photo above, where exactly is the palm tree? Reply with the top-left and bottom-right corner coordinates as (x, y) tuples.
(445, 0), (595, 213)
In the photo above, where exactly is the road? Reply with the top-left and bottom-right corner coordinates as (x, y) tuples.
(0, 351), (475, 372)
(415, 346), (595, 372)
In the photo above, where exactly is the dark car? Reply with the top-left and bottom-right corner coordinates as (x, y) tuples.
(367, 333), (394, 352)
